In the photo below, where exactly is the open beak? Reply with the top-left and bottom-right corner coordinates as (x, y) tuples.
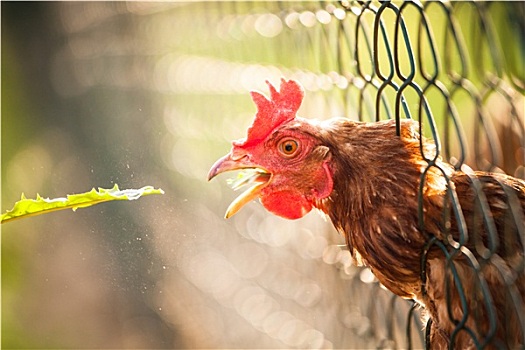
(208, 152), (271, 218)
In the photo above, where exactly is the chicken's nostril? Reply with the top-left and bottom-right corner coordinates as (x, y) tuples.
(230, 153), (247, 161)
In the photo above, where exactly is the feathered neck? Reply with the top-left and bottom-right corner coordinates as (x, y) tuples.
(314, 118), (451, 298)
(318, 118), (427, 215)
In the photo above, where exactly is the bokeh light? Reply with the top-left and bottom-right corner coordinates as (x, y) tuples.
(3, 1), (522, 349)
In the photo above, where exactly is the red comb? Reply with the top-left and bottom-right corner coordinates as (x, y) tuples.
(235, 79), (304, 147)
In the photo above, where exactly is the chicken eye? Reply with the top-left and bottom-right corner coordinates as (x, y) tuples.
(278, 138), (299, 157)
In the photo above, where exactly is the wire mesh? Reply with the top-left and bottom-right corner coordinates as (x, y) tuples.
(60, 0), (523, 348)
(188, 1), (524, 348)
(4, 1), (523, 349)
(198, 2), (525, 348)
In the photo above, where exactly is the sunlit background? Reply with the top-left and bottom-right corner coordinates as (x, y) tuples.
(2, 2), (523, 349)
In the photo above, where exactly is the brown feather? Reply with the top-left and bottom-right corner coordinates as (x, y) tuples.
(316, 118), (524, 349)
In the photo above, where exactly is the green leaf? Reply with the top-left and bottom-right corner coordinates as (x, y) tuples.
(1, 185), (164, 224)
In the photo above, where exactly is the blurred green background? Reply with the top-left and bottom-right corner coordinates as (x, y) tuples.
(2, 1), (523, 349)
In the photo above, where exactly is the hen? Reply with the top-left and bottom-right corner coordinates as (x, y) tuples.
(208, 79), (525, 349)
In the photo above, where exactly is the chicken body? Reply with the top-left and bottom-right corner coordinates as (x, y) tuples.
(208, 79), (525, 349)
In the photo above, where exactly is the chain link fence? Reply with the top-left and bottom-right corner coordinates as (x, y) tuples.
(3, 1), (523, 349)
(194, 2), (525, 347)
(161, 1), (524, 346)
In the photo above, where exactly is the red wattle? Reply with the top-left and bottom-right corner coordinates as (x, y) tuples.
(260, 190), (313, 220)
